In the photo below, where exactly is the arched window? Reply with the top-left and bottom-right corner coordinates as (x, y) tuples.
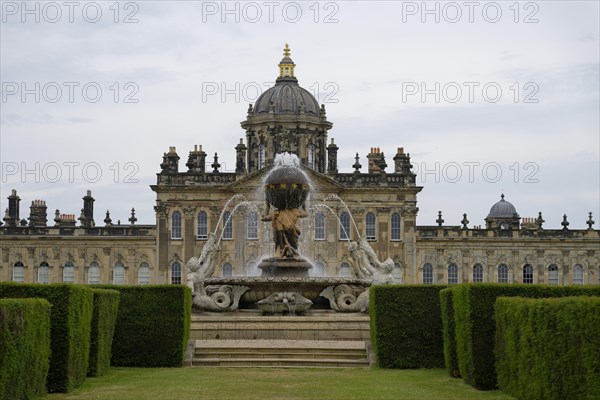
(222, 211), (233, 240)
(498, 264), (509, 283)
(423, 263), (433, 284)
(222, 263), (233, 277)
(314, 212), (325, 240)
(307, 143), (315, 169)
(473, 263), (483, 283)
(138, 262), (150, 285)
(548, 264), (559, 285)
(12, 262), (24, 282)
(448, 263), (458, 284)
(197, 211), (208, 239)
(313, 262), (325, 277)
(390, 213), (401, 241)
(247, 211), (258, 240)
(573, 264), (584, 285)
(365, 212), (376, 241)
(170, 261), (181, 285)
(340, 212), (351, 240)
(523, 264), (534, 284)
(38, 262), (50, 284)
(171, 211), (182, 239)
(340, 262), (351, 278)
(63, 261), (75, 283)
(258, 144), (266, 169)
(113, 262), (125, 285)
(393, 262), (403, 283)
(88, 261), (100, 284)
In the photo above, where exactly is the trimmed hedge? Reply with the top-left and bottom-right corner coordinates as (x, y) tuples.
(88, 289), (120, 377)
(0, 283), (93, 393)
(370, 285), (448, 368)
(452, 284), (600, 390)
(93, 285), (192, 367)
(439, 288), (459, 378)
(495, 296), (600, 400)
(0, 298), (51, 400)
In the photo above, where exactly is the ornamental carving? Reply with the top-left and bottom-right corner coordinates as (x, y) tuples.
(154, 204), (168, 218)
(53, 245), (61, 260)
(537, 249), (545, 257)
(182, 206), (197, 216)
(400, 205), (419, 217)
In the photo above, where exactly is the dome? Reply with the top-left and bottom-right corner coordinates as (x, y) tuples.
(253, 79), (320, 116)
(487, 194), (518, 218)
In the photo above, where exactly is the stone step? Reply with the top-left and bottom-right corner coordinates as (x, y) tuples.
(191, 312), (370, 323)
(190, 313), (371, 342)
(192, 357), (370, 368)
(194, 351), (367, 360)
(191, 339), (370, 368)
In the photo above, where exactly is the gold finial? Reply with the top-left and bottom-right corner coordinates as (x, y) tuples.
(277, 43), (296, 80)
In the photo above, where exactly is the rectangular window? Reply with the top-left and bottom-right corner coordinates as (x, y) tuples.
(222, 211), (233, 240)
(314, 213), (325, 240)
(171, 211), (182, 240)
(197, 211), (208, 239)
(366, 212), (376, 241)
(390, 213), (401, 241)
(247, 212), (258, 240)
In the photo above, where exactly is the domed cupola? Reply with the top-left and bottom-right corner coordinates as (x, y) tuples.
(252, 44), (321, 116)
(241, 44), (334, 174)
(485, 194), (520, 230)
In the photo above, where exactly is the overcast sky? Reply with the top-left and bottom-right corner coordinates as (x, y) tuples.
(1, 1), (598, 228)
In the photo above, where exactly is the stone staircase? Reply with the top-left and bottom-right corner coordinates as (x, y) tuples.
(188, 311), (372, 368)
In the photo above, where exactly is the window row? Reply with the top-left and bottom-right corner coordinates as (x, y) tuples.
(171, 210), (403, 241)
(11, 261), (152, 285)
(421, 263), (596, 285)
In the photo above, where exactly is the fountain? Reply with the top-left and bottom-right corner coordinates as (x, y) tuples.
(188, 153), (394, 314)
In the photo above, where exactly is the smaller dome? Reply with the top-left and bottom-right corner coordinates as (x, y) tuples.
(487, 194), (518, 218)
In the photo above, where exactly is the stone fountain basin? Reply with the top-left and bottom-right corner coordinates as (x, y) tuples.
(205, 276), (371, 308)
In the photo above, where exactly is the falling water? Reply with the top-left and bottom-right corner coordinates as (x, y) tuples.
(312, 203), (352, 244)
(213, 194), (247, 236)
(217, 200), (257, 245)
(324, 194), (360, 238)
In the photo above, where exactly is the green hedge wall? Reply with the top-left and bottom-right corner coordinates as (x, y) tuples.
(0, 298), (51, 400)
(88, 289), (120, 377)
(452, 284), (600, 390)
(93, 285), (191, 367)
(370, 285), (448, 368)
(0, 283), (93, 393)
(495, 296), (600, 400)
(439, 288), (459, 378)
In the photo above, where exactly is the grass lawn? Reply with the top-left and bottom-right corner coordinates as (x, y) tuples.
(47, 367), (514, 400)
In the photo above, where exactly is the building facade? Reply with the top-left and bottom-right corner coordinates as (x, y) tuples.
(1, 46), (599, 286)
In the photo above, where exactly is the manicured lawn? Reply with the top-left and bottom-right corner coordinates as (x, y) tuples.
(47, 367), (515, 400)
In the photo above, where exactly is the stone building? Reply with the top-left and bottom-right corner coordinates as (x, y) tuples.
(1, 46), (599, 286)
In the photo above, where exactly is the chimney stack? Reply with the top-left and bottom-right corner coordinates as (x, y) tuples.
(3, 189), (20, 227)
(28, 199), (48, 226)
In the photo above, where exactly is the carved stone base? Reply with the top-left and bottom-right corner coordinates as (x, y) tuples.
(258, 257), (312, 278)
(256, 291), (313, 315)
